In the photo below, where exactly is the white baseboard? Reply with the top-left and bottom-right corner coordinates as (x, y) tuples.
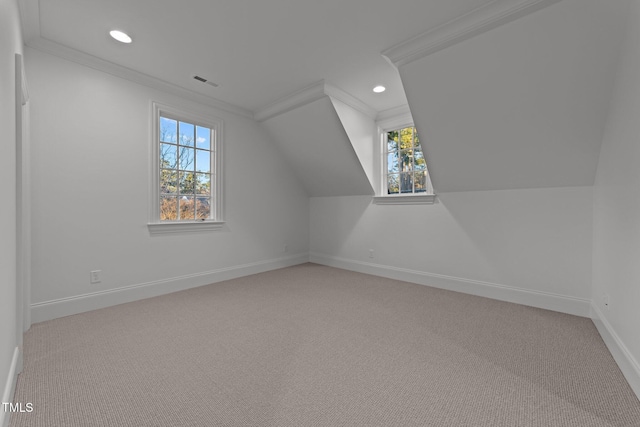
(1, 347), (20, 427)
(309, 252), (591, 317)
(591, 303), (640, 401)
(31, 253), (309, 323)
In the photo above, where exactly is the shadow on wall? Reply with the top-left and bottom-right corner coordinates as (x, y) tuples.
(436, 187), (592, 298)
(310, 196), (371, 257)
(309, 188), (592, 302)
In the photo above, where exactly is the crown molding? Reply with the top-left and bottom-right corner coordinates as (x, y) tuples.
(25, 35), (377, 123)
(25, 37), (254, 118)
(18, 0), (41, 44)
(376, 104), (412, 122)
(324, 84), (377, 119)
(253, 81), (326, 122)
(19, 0), (376, 123)
(18, 0), (251, 117)
(255, 80), (376, 122)
(382, 0), (563, 68)
(376, 104), (413, 131)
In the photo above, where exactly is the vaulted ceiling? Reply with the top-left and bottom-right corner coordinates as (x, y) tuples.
(396, 0), (628, 192)
(18, 0), (631, 194)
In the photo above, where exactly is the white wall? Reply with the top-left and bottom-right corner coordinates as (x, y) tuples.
(592, 0), (640, 397)
(25, 48), (310, 321)
(310, 187), (593, 316)
(0, 0), (22, 422)
(330, 97), (379, 193)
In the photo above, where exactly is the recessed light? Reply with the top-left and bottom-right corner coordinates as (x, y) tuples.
(373, 85), (386, 93)
(109, 30), (132, 44)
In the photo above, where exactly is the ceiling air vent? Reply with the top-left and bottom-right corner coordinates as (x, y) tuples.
(193, 75), (219, 88)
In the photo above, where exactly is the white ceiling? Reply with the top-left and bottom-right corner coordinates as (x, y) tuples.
(24, 0), (495, 114)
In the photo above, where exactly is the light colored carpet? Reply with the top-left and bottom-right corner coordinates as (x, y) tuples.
(10, 263), (640, 426)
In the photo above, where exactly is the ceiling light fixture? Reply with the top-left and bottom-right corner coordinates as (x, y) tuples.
(109, 30), (132, 44)
(373, 85), (386, 93)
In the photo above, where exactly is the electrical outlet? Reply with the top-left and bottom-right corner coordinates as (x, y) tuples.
(369, 249), (374, 259)
(603, 293), (610, 310)
(90, 270), (102, 284)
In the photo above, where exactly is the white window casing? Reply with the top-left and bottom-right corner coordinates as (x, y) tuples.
(148, 102), (224, 234)
(374, 113), (435, 205)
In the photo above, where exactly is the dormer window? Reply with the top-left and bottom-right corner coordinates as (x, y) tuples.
(385, 126), (429, 194)
(374, 121), (435, 205)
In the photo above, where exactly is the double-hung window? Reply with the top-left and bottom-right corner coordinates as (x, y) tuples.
(385, 126), (429, 194)
(148, 103), (224, 233)
(374, 120), (435, 204)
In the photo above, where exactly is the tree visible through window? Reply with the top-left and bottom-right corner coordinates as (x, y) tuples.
(384, 126), (428, 194)
(159, 116), (214, 220)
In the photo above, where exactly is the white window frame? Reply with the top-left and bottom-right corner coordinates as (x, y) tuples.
(148, 102), (224, 234)
(373, 112), (435, 205)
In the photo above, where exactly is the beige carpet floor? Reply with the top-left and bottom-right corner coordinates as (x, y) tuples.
(10, 263), (640, 426)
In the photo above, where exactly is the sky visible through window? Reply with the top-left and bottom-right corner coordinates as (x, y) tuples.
(159, 116), (214, 220)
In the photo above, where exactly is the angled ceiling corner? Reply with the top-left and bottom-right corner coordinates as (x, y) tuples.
(381, 0), (563, 68)
(256, 81), (377, 197)
(18, 0), (41, 44)
(327, 92), (378, 194)
(383, 0), (627, 192)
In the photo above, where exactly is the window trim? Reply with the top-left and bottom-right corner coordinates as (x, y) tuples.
(376, 116), (435, 204)
(148, 102), (224, 234)
(372, 194), (436, 205)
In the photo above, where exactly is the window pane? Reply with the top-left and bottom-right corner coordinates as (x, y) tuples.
(179, 122), (195, 147)
(381, 126), (429, 198)
(160, 170), (178, 194)
(158, 110), (221, 224)
(400, 150), (413, 172)
(414, 149), (426, 171)
(400, 172), (413, 193)
(160, 196), (178, 220)
(399, 127), (413, 150)
(387, 151), (399, 174)
(160, 143), (177, 169)
(387, 131), (398, 152)
(196, 197), (210, 219)
(160, 117), (177, 143)
(196, 126), (211, 150)
(387, 174), (399, 194)
(178, 147), (195, 171)
(179, 196), (195, 220)
(196, 173), (210, 195)
(196, 149), (211, 173)
(179, 171), (196, 195)
(414, 171), (428, 193)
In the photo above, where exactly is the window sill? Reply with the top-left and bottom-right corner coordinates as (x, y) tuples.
(372, 194), (436, 205)
(147, 221), (225, 235)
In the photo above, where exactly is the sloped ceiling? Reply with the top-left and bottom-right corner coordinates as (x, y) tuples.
(330, 97), (379, 193)
(261, 97), (373, 197)
(396, 0), (628, 192)
(19, 0), (630, 195)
